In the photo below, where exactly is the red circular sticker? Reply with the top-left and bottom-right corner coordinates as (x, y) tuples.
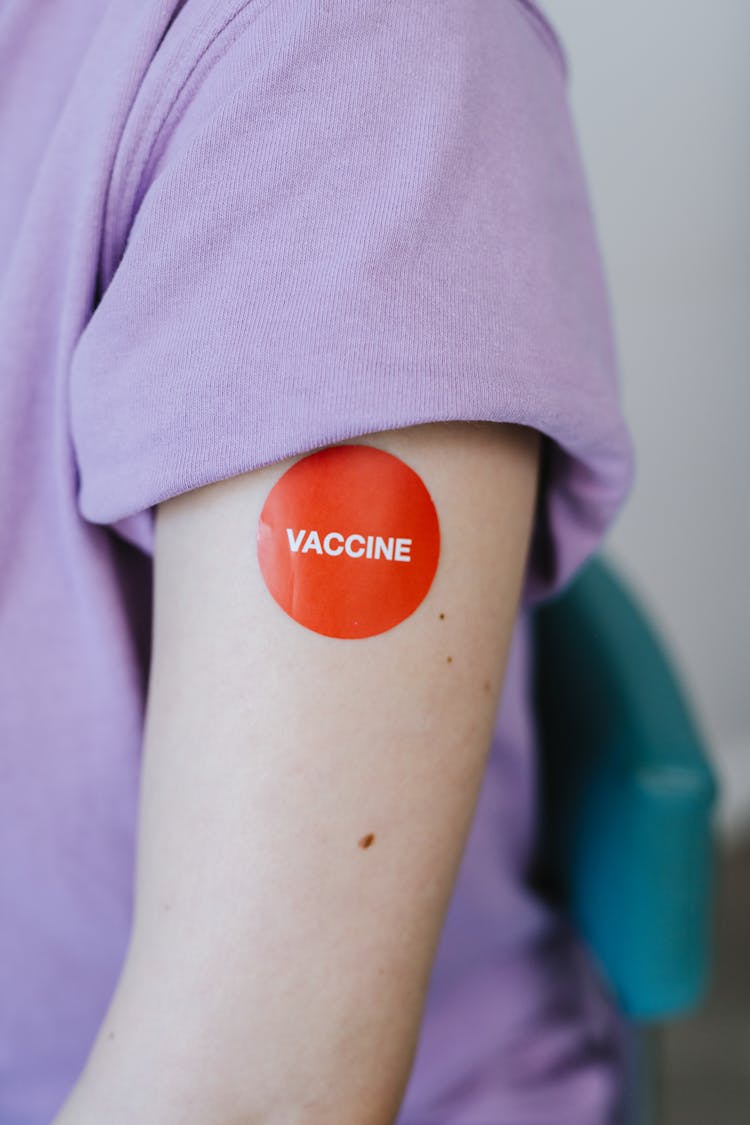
(257, 444), (440, 639)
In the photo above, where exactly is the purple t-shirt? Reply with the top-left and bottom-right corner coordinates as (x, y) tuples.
(0, 1), (635, 1121)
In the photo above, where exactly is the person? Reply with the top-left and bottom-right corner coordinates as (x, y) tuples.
(0, 1), (635, 1122)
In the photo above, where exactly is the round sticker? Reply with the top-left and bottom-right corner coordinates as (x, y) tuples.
(257, 444), (440, 639)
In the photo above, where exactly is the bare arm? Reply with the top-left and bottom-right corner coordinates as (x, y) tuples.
(53, 420), (541, 1125)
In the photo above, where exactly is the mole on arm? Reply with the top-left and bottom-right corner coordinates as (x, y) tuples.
(358, 833), (376, 849)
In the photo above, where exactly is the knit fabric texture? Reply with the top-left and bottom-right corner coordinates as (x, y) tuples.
(0, 1), (634, 1121)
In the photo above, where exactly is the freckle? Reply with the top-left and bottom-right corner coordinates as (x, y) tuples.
(483, 680), (491, 691)
(359, 833), (375, 849)
(439, 612), (445, 620)
(107, 1031), (115, 1040)
(446, 655), (453, 663)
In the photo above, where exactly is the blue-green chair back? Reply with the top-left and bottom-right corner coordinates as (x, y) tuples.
(531, 554), (718, 1020)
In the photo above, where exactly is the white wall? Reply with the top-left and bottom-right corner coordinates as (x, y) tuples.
(544, 1), (750, 839)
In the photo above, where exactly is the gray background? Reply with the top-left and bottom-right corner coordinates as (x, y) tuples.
(543, 4), (750, 1119)
(547, 0), (750, 840)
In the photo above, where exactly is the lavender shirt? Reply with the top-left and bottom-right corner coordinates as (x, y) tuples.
(0, 1), (635, 1121)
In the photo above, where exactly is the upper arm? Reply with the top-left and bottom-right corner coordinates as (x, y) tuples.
(89, 420), (540, 1124)
(56, 3), (633, 1121)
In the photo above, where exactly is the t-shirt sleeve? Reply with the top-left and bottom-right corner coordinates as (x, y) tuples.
(69, 0), (634, 609)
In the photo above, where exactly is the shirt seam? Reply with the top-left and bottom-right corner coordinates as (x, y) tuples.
(107, 0), (280, 283)
(510, 0), (568, 80)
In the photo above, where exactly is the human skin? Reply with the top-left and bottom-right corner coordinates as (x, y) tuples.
(52, 420), (541, 1125)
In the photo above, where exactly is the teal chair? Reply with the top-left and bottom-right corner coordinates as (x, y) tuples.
(531, 554), (719, 1124)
